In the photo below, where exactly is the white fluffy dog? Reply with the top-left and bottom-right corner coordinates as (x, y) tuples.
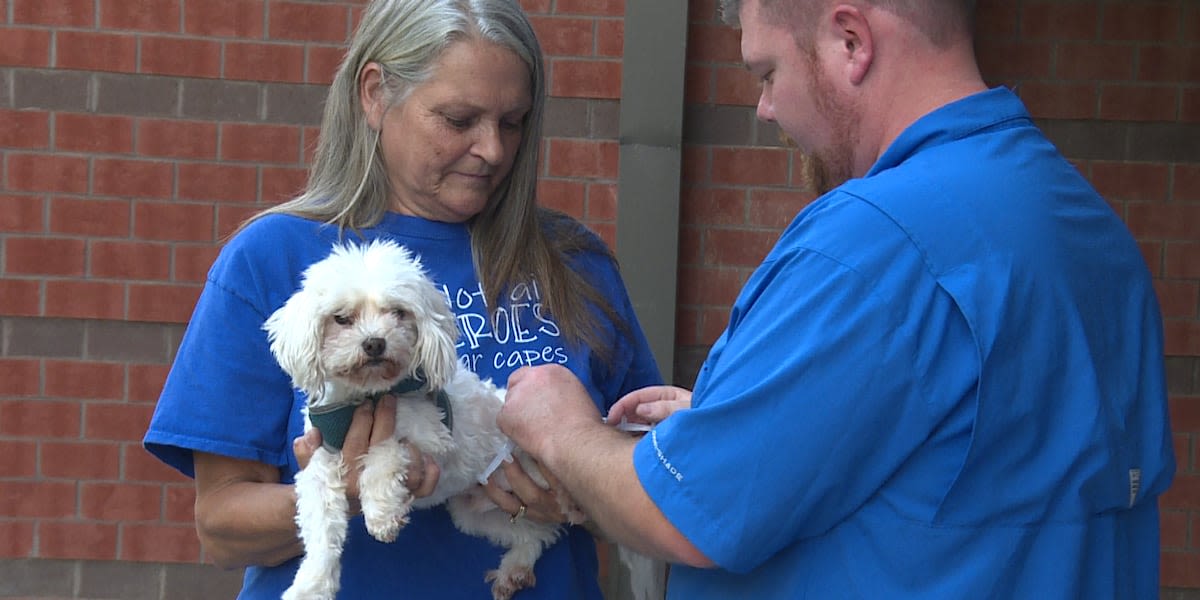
(264, 240), (581, 600)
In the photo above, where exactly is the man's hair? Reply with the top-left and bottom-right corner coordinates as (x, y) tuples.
(720, 0), (976, 47)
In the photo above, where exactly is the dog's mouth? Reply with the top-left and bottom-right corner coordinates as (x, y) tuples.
(337, 358), (405, 388)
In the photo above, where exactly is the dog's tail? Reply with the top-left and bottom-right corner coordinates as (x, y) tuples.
(615, 546), (666, 600)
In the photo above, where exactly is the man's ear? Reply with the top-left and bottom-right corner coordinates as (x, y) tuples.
(830, 5), (874, 86)
(359, 62), (387, 130)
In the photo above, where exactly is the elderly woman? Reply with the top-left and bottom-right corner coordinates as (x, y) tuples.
(143, 0), (662, 598)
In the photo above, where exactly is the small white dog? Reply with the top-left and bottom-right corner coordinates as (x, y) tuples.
(264, 240), (582, 600)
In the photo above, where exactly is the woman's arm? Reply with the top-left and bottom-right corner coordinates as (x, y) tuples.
(193, 451), (303, 569)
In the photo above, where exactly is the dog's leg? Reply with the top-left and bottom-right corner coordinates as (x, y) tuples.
(447, 492), (562, 600)
(359, 437), (414, 543)
(283, 448), (349, 600)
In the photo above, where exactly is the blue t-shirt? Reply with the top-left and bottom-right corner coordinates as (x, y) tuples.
(144, 212), (662, 599)
(634, 87), (1175, 598)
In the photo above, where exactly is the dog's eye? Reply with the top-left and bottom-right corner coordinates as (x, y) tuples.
(333, 314), (353, 326)
(392, 308), (409, 320)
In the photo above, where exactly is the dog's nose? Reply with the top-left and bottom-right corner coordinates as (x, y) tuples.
(362, 337), (386, 358)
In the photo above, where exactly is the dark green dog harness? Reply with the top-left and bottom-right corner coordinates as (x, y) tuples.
(307, 372), (453, 452)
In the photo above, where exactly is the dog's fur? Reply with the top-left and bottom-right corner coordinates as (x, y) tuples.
(264, 240), (582, 600)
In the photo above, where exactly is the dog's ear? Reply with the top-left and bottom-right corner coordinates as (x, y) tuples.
(263, 288), (327, 395)
(411, 280), (461, 390)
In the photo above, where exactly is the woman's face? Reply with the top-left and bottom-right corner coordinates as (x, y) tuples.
(361, 38), (532, 222)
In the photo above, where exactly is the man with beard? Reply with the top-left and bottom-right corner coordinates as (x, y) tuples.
(497, 0), (1175, 597)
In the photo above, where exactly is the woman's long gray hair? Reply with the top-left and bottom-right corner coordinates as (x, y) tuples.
(249, 0), (625, 362)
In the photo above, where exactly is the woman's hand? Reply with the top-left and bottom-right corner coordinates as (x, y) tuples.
(481, 455), (583, 525)
(292, 395), (442, 512)
(606, 385), (692, 427)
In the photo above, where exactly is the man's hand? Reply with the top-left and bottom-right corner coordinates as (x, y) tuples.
(606, 385), (692, 427)
(499, 365), (601, 464)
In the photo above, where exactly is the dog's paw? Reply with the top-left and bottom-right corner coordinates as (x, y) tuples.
(365, 510), (411, 543)
(486, 566), (536, 600)
(283, 582), (336, 600)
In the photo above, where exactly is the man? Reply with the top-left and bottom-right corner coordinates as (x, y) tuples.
(498, 0), (1175, 597)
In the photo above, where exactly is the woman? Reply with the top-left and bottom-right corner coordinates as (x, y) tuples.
(142, 0), (662, 598)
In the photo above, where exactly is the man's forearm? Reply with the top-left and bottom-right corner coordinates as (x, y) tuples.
(540, 423), (714, 568)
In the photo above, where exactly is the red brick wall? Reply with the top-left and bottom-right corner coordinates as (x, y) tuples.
(0, 0), (1197, 596)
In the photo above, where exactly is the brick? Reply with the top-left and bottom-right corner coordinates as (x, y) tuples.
(84, 402), (154, 441)
(90, 240), (172, 280)
(94, 158), (175, 200)
(128, 364), (171, 402)
(1165, 242), (1200, 279)
(181, 78), (261, 121)
(1054, 43), (1134, 81)
(687, 23), (742, 63)
(684, 64), (714, 104)
(1139, 240), (1163, 276)
(184, 0), (265, 38)
(1017, 82), (1097, 120)
(44, 280), (126, 320)
(56, 31), (137, 73)
(0, 480), (77, 517)
(979, 40), (1056, 81)
(221, 123), (303, 163)
(224, 41), (306, 83)
(1156, 280), (1199, 319)
(1138, 46), (1200, 84)
(128, 283), (202, 323)
(975, 0), (1018, 40)
(177, 162), (259, 202)
(140, 36), (222, 78)
(13, 0), (94, 26)
(532, 16), (595, 56)
(99, 0), (182, 32)
(0, 279), (41, 316)
(1175, 164), (1200, 202)
(45, 360), (125, 401)
(268, 1), (350, 43)
(711, 146), (788, 185)
(1099, 85), (1178, 122)
(0, 359), (40, 395)
(0, 27), (52, 67)
(0, 439), (37, 477)
(550, 58), (621, 99)
(1171, 395), (1200, 433)
(1165, 320), (1200, 356)
(306, 45), (345, 85)
(556, 0), (623, 17)
(164, 484), (196, 522)
(519, 0), (551, 14)
(78, 561), (162, 600)
(95, 73), (180, 117)
(536, 178), (586, 216)
(713, 64), (758, 106)
(55, 112), (135, 154)
(678, 264), (748, 305)
(749, 188), (815, 227)
(1161, 550), (1200, 588)
(1126, 203), (1200, 240)
(4, 237), (86, 276)
(705, 227), (778, 267)
(173, 244), (221, 283)
(681, 186), (746, 226)
(136, 118), (219, 160)
(1101, 3), (1180, 43)
(134, 201), (215, 242)
(264, 83), (326, 125)
(1089, 162), (1170, 202)
(6, 153), (89, 194)
(596, 19), (623, 57)
(87, 321), (173, 363)
(586, 182), (617, 221)
(81, 482), (163, 521)
(1160, 509), (1189, 549)
(1020, 3), (1100, 40)
(49, 197), (132, 237)
(0, 521), (35, 558)
(41, 441), (121, 480)
(1181, 89), (1200, 123)
(216, 205), (262, 239)
(39, 521), (119, 560)
(0, 194), (46, 233)
(6, 318), (86, 360)
(121, 523), (202, 562)
(124, 444), (190, 482)
(546, 139), (619, 178)
(0, 109), (50, 149)
(261, 167), (308, 203)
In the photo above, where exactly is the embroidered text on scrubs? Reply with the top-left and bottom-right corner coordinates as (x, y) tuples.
(651, 430), (683, 482)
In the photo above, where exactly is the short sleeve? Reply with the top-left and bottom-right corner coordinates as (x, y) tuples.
(633, 244), (972, 573)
